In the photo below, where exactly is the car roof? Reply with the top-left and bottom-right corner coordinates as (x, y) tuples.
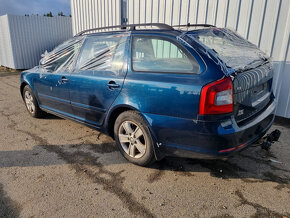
(84, 30), (181, 38)
(74, 23), (215, 37)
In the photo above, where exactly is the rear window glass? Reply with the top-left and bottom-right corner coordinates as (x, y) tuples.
(132, 36), (200, 74)
(183, 28), (268, 71)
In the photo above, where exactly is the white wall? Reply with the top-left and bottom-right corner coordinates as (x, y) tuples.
(71, 0), (289, 118)
(0, 15), (15, 68)
(0, 15), (72, 69)
(71, 0), (121, 35)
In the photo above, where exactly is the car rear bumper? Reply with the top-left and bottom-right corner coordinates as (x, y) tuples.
(143, 100), (276, 159)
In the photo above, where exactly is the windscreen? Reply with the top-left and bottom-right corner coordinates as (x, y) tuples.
(183, 28), (269, 71)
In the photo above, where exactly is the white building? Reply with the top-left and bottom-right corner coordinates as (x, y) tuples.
(0, 14), (72, 69)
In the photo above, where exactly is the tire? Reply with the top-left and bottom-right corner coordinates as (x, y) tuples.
(114, 111), (155, 166)
(23, 85), (45, 118)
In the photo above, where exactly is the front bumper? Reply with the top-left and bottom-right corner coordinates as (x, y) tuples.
(143, 100), (276, 159)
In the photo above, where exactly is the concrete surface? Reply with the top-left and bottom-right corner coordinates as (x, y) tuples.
(0, 71), (289, 218)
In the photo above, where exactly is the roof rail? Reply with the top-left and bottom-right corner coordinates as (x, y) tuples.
(173, 23), (215, 28)
(75, 23), (174, 36)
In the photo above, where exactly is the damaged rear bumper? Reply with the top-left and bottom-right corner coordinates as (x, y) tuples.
(143, 100), (276, 159)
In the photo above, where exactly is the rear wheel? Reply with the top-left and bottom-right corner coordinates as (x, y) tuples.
(114, 111), (155, 166)
(23, 85), (45, 118)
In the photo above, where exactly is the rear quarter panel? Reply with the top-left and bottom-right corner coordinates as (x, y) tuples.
(116, 32), (225, 120)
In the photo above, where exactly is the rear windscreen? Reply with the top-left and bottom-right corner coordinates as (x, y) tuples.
(183, 28), (268, 71)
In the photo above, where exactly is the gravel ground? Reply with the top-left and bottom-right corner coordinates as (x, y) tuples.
(0, 71), (289, 218)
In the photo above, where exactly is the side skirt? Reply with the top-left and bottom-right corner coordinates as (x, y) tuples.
(40, 106), (108, 134)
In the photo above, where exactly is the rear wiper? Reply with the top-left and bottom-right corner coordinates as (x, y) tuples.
(247, 59), (265, 67)
(211, 48), (218, 54)
(241, 58), (269, 72)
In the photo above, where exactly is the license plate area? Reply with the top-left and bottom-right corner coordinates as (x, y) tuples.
(253, 83), (266, 95)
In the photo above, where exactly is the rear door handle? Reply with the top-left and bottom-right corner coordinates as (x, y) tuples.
(61, 76), (69, 83)
(107, 81), (120, 89)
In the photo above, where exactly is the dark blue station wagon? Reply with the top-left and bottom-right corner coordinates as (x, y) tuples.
(20, 24), (276, 166)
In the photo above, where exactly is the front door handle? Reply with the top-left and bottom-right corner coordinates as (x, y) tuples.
(61, 76), (69, 83)
(107, 81), (120, 90)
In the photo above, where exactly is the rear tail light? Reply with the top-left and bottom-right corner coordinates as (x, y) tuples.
(199, 77), (233, 115)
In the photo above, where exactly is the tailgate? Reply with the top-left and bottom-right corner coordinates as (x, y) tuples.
(233, 62), (274, 125)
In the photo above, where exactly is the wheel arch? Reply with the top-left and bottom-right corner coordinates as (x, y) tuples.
(105, 104), (164, 161)
(105, 104), (158, 140)
(20, 81), (42, 110)
(20, 82), (29, 99)
(105, 104), (136, 138)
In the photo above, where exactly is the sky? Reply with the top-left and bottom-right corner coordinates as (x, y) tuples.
(0, 0), (71, 16)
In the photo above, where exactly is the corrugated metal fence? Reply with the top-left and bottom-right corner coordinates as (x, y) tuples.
(70, 0), (290, 117)
(71, 0), (121, 35)
(0, 15), (72, 69)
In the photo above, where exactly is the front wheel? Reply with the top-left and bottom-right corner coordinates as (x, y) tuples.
(114, 111), (155, 166)
(23, 85), (45, 118)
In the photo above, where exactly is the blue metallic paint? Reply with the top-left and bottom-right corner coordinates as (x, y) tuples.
(67, 33), (130, 126)
(20, 29), (275, 160)
(142, 100), (275, 158)
(34, 71), (73, 115)
(124, 32), (224, 120)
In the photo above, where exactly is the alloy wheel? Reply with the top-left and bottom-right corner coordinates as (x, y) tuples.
(24, 91), (35, 114)
(118, 121), (147, 159)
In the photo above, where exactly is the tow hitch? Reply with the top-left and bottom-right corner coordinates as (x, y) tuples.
(261, 129), (281, 150)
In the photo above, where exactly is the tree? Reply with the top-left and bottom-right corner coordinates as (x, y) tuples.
(58, 12), (64, 16)
(44, 12), (53, 17)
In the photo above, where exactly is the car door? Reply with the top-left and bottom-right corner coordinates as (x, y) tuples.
(69, 33), (129, 126)
(34, 37), (83, 116)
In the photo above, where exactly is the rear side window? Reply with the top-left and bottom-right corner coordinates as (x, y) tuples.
(75, 34), (127, 74)
(132, 36), (199, 73)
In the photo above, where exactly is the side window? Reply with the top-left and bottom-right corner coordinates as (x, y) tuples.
(132, 36), (200, 73)
(40, 37), (83, 73)
(75, 34), (127, 74)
